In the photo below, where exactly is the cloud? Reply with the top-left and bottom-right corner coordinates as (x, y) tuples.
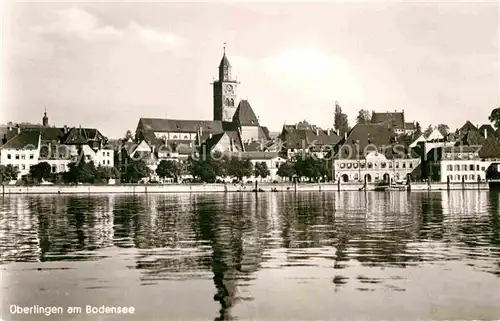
(33, 8), (185, 51)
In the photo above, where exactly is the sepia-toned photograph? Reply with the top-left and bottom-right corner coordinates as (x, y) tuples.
(1, 1), (499, 320)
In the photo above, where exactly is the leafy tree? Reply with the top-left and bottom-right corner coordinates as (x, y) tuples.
(334, 101), (350, 136)
(0, 164), (19, 183)
(29, 162), (51, 182)
(437, 124), (450, 136)
(64, 161), (98, 183)
(187, 153), (225, 183)
(156, 160), (182, 182)
(423, 125), (434, 137)
(121, 159), (150, 183)
(488, 107), (500, 130)
(294, 153), (327, 182)
(226, 157), (254, 182)
(277, 161), (296, 181)
(95, 166), (120, 182)
(356, 109), (372, 125)
(254, 162), (270, 180)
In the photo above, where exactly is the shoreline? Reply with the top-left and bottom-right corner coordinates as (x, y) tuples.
(1, 182), (490, 194)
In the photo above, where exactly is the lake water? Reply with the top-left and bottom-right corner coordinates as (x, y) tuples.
(1, 191), (499, 321)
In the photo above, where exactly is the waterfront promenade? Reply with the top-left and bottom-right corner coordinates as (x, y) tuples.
(1, 181), (490, 194)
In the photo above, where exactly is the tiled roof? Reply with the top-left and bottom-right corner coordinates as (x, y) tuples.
(261, 126), (270, 140)
(139, 118), (224, 134)
(0, 130), (40, 149)
(478, 124), (496, 137)
(459, 121), (477, 133)
(371, 112), (405, 128)
(334, 123), (401, 159)
(233, 100), (259, 126)
(280, 124), (340, 150)
(456, 129), (485, 146)
(405, 122), (416, 130)
(478, 136), (500, 159)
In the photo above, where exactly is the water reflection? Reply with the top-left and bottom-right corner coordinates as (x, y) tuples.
(1, 191), (500, 318)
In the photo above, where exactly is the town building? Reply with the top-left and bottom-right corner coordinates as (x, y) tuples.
(371, 110), (416, 136)
(0, 112), (114, 179)
(331, 123), (421, 183)
(426, 146), (491, 182)
(278, 121), (340, 159)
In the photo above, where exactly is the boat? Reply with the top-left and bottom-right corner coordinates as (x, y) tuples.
(387, 185), (407, 191)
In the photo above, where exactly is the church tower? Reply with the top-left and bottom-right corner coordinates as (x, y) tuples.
(213, 47), (238, 122)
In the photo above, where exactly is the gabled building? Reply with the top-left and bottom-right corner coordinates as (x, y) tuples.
(371, 110), (416, 136)
(331, 123), (421, 183)
(0, 112), (114, 179)
(478, 124), (496, 139)
(279, 121), (340, 159)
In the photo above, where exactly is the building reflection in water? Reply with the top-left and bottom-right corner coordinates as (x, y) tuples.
(0, 194), (115, 263)
(1, 190), (500, 312)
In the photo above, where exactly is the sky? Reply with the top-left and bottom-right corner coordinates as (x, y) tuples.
(1, 1), (499, 138)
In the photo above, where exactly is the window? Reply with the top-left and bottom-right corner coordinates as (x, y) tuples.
(454, 165), (460, 171)
(347, 163), (352, 169)
(456, 175), (460, 181)
(353, 163), (358, 169)
(367, 162), (373, 169)
(469, 164), (474, 171)
(21, 154), (25, 160)
(462, 165), (467, 171)
(339, 163), (345, 169)
(103, 151), (106, 156)
(29, 154), (34, 160)
(470, 174), (475, 180)
(184, 135), (188, 139)
(60, 164), (65, 172)
(409, 163), (413, 169)
(481, 167), (485, 171)
(173, 135), (177, 139)
(395, 162), (399, 169)
(107, 160), (110, 165)
(381, 162), (387, 168)
(107, 152), (110, 157)
(51, 165), (56, 173)
(7, 154), (11, 159)
(360, 163), (366, 169)
(402, 162), (406, 169)
(21, 164), (25, 170)
(389, 163), (393, 169)
(15, 154), (19, 160)
(447, 165), (453, 171)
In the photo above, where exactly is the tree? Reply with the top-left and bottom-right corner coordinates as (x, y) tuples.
(29, 162), (51, 182)
(423, 125), (434, 137)
(156, 160), (182, 182)
(121, 159), (150, 183)
(356, 109), (372, 125)
(277, 161), (296, 181)
(488, 107), (500, 130)
(415, 122), (422, 136)
(123, 130), (134, 142)
(334, 101), (350, 136)
(437, 124), (450, 136)
(187, 153), (225, 183)
(226, 158), (254, 182)
(95, 166), (120, 182)
(0, 165), (19, 183)
(254, 162), (270, 180)
(294, 153), (327, 182)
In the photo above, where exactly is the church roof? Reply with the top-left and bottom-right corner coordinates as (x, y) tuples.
(233, 100), (259, 126)
(139, 118), (224, 134)
(219, 52), (231, 68)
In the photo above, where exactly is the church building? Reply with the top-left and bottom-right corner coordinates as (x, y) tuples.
(135, 48), (269, 155)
